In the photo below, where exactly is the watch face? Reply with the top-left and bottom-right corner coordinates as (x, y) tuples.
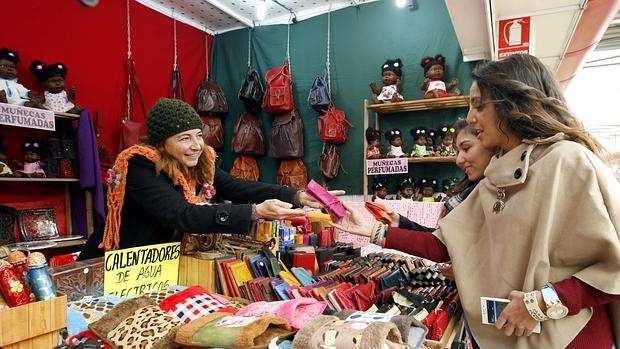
(547, 304), (569, 319)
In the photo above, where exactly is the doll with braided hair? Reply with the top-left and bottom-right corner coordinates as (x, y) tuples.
(420, 54), (460, 99)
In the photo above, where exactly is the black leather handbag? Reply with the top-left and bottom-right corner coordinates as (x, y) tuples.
(238, 68), (264, 114)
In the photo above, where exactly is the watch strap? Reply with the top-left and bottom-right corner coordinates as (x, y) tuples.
(523, 291), (549, 321)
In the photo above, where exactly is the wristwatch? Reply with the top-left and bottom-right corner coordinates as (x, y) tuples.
(541, 283), (569, 320)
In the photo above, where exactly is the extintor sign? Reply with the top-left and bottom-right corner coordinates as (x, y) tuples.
(498, 16), (532, 59)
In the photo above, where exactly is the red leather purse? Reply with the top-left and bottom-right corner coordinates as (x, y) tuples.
(119, 58), (147, 150)
(262, 60), (294, 114)
(318, 105), (353, 144)
(364, 202), (392, 224)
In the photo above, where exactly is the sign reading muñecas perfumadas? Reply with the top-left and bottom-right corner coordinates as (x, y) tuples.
(366, 158), (408, 175)
(0, 102), (55, 131)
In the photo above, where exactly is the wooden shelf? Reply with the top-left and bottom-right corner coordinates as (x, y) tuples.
(408, 156), (456, 163)
(367, 96), (469, 114)
(54, 111), (80, 120)
(55, 239), (86, 249)
(0, 177), (79, 182)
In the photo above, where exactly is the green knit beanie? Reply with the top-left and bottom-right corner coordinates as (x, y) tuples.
(146, 98), (203, 145)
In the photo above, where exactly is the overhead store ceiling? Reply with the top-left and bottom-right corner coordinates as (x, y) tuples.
(596, 11), (620, 51)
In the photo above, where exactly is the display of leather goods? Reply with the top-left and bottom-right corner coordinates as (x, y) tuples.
(230, 155), (259, 181)
(231, 112), (264, 155)
(305, 179), (346, 221)
(17, 207), (59, 241)
(277, 159), (308, 190)
(201, 115), (224, 150)
(238, 68), (264, 114)
(47, 138), (64, 159)
(307, 75), (330, 112)
(263, 59), (294, 114)
(268, 109), (304, 159)
(195, 79), (229, 115)
(62, 139), (77, 159)
(0, 205), (16, 245)
(120, 118), (147, 150)
(59, 159), (75, 178)
(319, 143), (342, 180)
(318, 105), (353, 144)
(365, 202), (393, 224)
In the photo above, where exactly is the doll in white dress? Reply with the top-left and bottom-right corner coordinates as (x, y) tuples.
(0, 48), (41, 107)
(30, 60), (81, 114)
(370, 59), (404, 103)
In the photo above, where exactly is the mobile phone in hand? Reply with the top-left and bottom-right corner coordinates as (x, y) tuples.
(480, 297), (541, 333)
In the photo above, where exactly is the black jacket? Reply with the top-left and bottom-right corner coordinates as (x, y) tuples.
(79, 156), (297, 259)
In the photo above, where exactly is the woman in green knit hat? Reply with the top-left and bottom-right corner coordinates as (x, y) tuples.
(79, 98), (338, 258)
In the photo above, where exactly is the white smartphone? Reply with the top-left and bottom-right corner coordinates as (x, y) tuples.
(480, 297), (541, 334)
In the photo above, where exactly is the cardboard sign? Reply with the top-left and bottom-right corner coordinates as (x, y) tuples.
(104, 242), (181, 297)
(0, 102), (55, 131)
(498, 16), (531, 59)
(366, 158), (408, 175)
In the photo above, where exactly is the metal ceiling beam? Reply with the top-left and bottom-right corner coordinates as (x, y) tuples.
(202, 0), (254, 28)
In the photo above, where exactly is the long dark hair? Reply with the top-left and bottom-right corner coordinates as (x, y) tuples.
(471, 54), (604, 157)
(449, 118), (478, 195)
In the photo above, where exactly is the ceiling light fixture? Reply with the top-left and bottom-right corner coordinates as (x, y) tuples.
(257, 0), (267, 21)
(395, 0), (407, 8)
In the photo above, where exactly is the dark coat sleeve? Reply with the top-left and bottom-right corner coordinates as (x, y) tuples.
(126, 157), (253, 234)
(398, 214), (435, 232)
(213, 167), (299, 205)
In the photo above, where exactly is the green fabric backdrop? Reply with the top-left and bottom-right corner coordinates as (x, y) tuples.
(211, 0), (476, 195)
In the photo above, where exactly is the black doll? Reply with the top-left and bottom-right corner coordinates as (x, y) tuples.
(419, 178), (439, 202)
(370, 59), (404, 103)
(437, 125), (456, 156)
(397, 178), (416, 201)
(365, 127), (383, 159)
(15, 138), (45, 178)
(409, 127), (429, 157)
(384, 128), (406, 158)
(0, 48), (41, 107)
(30, 61), (81, 114)
(426, 129), (437, 156)
(371, 176), (389, 201)
(420, 54), (460, 99)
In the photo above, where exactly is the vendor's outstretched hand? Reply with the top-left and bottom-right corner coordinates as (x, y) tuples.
(330, 202), (374, 237)
(299, 189), (346, 209)
(256, 199), (305, 220)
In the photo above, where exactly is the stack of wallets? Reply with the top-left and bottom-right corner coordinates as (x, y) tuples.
(49, 257), (104, 301)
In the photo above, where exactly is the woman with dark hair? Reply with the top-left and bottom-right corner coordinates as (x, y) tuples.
(335, 54), (620, 348)
(80, 98), (341, 259)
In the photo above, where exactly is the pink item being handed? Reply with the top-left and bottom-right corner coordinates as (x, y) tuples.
(305, 179), (346, 221)
(235, 297), (327, 330)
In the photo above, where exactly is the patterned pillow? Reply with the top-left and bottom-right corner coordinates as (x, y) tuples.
(107, 305), (180, 349)
(159, 285), (227, 323)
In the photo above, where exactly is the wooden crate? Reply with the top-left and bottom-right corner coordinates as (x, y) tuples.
(0, 293), (66, 348)
(178, 255), (217, 293)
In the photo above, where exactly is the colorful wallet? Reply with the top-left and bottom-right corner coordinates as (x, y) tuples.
(305, 180), (346, 221)
(364, 202), (392, 224)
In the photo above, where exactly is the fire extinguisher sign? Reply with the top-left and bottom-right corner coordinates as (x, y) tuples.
(498, 16), (532, 59)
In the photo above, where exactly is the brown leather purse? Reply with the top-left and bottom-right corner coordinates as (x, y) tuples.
(231, 112), (264, 155)
(319, 143), (343, 180)
(195, 80), (228, 115)
(268, 109), (304, 159)
(201, 115), (224, 150)
(230, 155), (259, 181)
(277, 159), (307, 189)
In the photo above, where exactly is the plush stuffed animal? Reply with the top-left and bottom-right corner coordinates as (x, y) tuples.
(30, 60), (81, 114)
(0, 48), (41, 107)
(437, 125), (456, 156)
(420, 54), (460, 99)
(384, 128), (406, 158)
(14, 139), (45, 178)
(365, 127), (383, 159)
(410, 127), (429, 157)
(370, 59), (404, 103)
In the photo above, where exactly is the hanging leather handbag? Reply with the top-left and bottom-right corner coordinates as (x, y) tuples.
(277, 159), (307, 190)
(263, 59), (294, 114)
(195, 80), (229, 115)
(230, 155), (259, 181)
(268, 109), (304, 159)
(201, 115), (224, 150)
(307, 75), (330, 112)
(319, 143), (342, 180)
(318, 105), (353, 144)
(231, 112), (264, 155)
(119, 58), (147, 150)
(238, 68), (264, 114)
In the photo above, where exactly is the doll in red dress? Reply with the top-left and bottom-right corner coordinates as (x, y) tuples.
(365, 127), (383, 159)
(420, 54), (460, 99)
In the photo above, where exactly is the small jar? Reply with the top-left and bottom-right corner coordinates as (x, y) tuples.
(27, 252), (57, 301)
(0, 260), (30, 307)
(8, 250), (35, 301)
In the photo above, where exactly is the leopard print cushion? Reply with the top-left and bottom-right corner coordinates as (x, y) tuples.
(107, 305), (180, 349)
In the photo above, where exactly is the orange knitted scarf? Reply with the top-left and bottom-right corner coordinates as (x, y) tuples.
(99, 144), (216, 250)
